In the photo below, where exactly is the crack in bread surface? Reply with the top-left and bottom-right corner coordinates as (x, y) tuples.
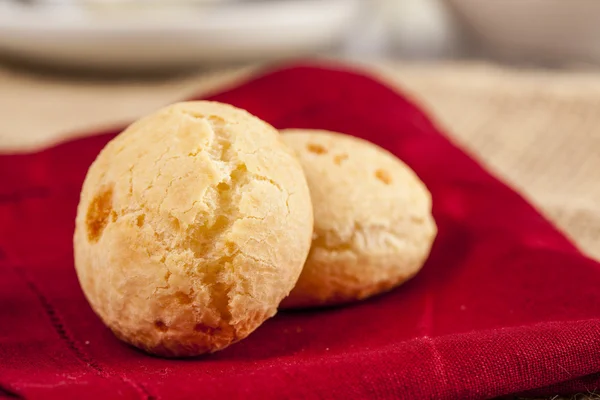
(168, 114), (281, 329)
(186, 115), (245, 327)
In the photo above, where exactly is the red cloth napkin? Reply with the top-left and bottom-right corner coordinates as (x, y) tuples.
(1, 63), (600, 400)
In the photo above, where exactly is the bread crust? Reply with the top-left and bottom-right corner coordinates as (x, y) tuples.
(74, 101), (313, 357)
(279, 129), (436, 308)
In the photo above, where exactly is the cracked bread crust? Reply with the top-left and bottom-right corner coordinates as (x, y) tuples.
(279, 129), (437, 308)
(73, 101), (313, 357)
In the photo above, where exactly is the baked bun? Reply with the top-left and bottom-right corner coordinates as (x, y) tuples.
(279, 129), (436, 308)
(74, 101), (313, 357)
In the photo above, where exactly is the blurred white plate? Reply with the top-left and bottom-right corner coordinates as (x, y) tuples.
(0, 0), (360, 71)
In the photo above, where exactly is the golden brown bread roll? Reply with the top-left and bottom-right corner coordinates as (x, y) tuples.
(74, 101), (313, 357)
(279, 129), (437, 308)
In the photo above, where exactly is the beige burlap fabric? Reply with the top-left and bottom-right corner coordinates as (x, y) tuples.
(381, 63), (600, 263)
(1, 60), (599, 266)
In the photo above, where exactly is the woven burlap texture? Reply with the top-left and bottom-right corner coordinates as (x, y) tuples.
(1, 61), (599, 263)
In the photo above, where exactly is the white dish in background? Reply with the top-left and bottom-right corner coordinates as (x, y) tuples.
(0, 0), (360, 71)
(448, 0), (600, 66)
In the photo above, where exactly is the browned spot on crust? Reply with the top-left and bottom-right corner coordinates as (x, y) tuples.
(375, 169), (392, 185)
(86, 185), (114, 243)
(169, 216), (180, 231)
(110, 211), (118, 222)
(174, 291), (192, 304)
(333, 153), (348, 165)
(307, 143), (327, 154)
(154, 320), (168, 332)
(136, 214), (145, 227)
(411, 215), (425, 223)
(208, 115), (226, 124)
(194, 323), (221, 334)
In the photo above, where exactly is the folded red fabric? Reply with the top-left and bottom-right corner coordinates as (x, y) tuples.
(1, 63), (600, 400)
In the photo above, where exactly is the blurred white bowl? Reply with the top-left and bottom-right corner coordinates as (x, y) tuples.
(449, 0), (600, 65)
(0, 0), (360, 71)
